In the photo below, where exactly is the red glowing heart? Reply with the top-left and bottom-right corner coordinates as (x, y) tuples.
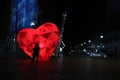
(17, 22), (60, 61)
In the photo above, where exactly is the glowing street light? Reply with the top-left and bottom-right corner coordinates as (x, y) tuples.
(88, 40), (91, 43)
(100, 35), (103, 44)
(100, 35), (104, 54)
(84, 42), (86, 44)
(80, 44), (83, 46)
(100, 35), (103, 39)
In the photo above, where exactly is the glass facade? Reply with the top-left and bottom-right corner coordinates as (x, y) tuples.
(8, 0), (40, 51)
(11, 0), (39, 34)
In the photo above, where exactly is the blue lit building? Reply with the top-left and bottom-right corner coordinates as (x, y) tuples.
(11, 0), (39, 33)
(8, 0), (40, 51)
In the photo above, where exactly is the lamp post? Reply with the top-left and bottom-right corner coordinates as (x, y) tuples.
(88, 40), (91, 43)
(88, 40), (92, 54)
(100, 35), (103, 54)
(100, 35), (103, 46)
(100, 35), (103, 39)
(88, 40), (91, 48)
(55, 7), (67, 57)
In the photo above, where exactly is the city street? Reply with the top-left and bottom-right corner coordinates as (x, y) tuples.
(0, 55), (120, 80)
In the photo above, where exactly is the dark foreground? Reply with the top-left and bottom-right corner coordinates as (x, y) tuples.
(0, 56), (120, 80)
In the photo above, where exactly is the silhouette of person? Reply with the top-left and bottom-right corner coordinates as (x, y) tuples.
(31, 43), (40, 64)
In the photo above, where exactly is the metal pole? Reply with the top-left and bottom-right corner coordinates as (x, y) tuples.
(55, 8), (67, 57)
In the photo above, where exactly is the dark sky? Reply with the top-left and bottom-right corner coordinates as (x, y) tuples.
(38, 0), (120, 47)
(0, 1), (11, 38)
(0, 0), (120, 48)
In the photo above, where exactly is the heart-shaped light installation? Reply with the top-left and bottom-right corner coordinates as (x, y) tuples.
(17, 22), (60, 61)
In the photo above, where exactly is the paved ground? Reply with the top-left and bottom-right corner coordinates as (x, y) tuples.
(0, 56), (120, 80)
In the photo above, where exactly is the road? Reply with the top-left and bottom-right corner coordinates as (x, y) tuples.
(0, 56), (120, 80)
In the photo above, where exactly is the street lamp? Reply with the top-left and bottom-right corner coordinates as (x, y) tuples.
(88, 40), (91, 43)
(84, 42), (86, 44)
(100, 35), (103, 39)
(100, 35), (104, 54)
(88, 40), (91, 48)
(100, 35), (103, 45)
(80, 44), (83, 46)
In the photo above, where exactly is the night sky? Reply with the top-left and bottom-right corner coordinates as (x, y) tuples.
(0, 0), (120, 49)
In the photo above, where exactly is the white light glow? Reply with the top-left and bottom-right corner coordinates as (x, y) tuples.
(30, 22), (35, 26)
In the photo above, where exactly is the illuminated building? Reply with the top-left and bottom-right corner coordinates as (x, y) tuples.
(11, 0), (39, 33)
(8, 0), (40, 51)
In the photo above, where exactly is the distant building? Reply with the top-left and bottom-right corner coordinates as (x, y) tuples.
(102, 30), (120, 56)
(89, 30), (120, 57)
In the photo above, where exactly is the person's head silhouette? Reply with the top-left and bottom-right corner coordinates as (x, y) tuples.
(34, 42), (39, 47)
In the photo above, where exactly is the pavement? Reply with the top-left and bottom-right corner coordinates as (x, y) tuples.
(0, 55), (120, 80)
